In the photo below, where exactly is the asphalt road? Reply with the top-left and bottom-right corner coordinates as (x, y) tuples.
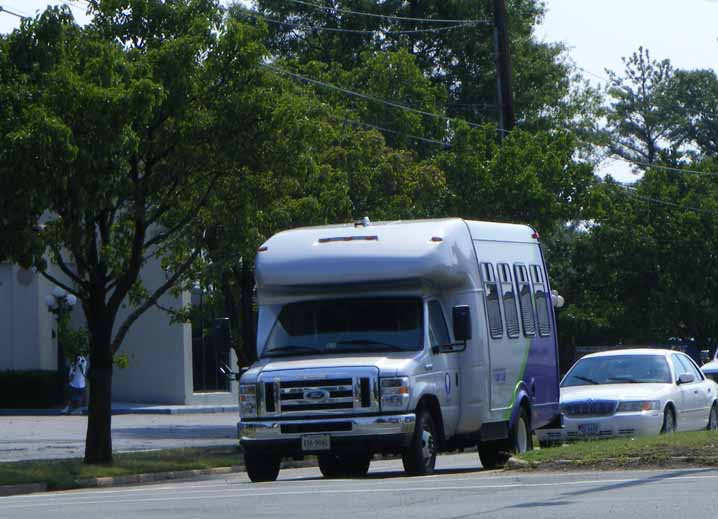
(0, 413), (238, 462)
(2, 453), (717, 519)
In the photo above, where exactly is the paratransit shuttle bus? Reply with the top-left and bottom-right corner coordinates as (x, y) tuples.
(237, 218), (561, 482)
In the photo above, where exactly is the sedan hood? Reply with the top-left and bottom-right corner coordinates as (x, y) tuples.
(702, 360), (718, 374)
(561, 383), (673, 402)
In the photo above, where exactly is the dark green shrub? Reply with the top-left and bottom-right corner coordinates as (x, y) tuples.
(0, 371), (64, 408)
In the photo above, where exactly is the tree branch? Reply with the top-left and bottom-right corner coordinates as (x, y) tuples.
(110, 248), (201, 354)
(38, 269), (81, 297)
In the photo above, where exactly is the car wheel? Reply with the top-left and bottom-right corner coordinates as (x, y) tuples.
(513, 407), (532, 454)
(402, 409), (438, 476)
(660, 407), (676, 434)
(707, 405), (718, 431)
(479, 407), (532, 469)
(478, 442), (510, 469)
(244, 449), (281, 483)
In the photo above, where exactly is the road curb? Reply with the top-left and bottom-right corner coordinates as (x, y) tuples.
(74, 458), (317, 490)
(0, 483), (47, 497)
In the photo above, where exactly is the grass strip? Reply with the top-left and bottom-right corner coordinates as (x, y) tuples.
(0, 447), (245, 491)
(517, 431), (718, 469)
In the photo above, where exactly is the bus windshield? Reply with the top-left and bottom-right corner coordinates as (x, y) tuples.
(262, 297), (423, 358)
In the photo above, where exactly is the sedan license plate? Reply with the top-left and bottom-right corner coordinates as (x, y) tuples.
(301, 434), (330, 452)
(577, 423), (599, 436)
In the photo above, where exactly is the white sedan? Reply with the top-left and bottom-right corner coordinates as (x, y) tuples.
(538, 349), (718, 444)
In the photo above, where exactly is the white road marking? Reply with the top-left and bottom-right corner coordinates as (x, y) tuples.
(3, 473), (718, 510)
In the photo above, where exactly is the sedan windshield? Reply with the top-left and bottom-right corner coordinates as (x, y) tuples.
(561, 355), (672, 387)
(262, 297), (423, 358)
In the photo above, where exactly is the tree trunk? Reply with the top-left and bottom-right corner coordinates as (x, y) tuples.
(84, 320), (114, 464)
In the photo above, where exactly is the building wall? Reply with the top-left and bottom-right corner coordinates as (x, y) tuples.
(0, 264), (57, 371)
(1, 259), (238, 405)
(110, 258), (238, 404)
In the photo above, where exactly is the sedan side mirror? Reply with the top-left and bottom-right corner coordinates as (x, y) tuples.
(677, 373), (695, 385)
(452, 305), (472, 343)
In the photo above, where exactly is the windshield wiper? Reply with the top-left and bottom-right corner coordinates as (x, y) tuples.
(263, 345), (324, 358)
(335, 340), (405, 352)
(572, 375), (600, 385)
(607, 377), (641, 383)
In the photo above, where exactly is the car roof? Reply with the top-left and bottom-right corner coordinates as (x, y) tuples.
(580, 348), (675, 360)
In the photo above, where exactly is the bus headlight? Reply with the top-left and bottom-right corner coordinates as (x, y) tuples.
(380, 377), (410, 411)
(240, 384), (258, 418)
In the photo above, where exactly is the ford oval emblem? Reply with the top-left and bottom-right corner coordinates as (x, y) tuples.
(304, 389), (329, 401)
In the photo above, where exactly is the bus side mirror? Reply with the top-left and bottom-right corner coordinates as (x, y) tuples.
(453, 305), (472, 342)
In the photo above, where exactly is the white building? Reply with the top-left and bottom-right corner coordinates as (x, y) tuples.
(0, 261), (238, 406)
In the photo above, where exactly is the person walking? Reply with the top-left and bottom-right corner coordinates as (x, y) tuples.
(62, 354), (88, 415)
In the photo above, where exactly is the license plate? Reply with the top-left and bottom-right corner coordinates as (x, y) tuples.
(577, 423), (599, 436)
(301, 435), (330, 451)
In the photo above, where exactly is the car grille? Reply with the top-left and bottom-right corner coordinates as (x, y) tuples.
(280, 378), (356, 413)
(259, 369), (379, 416)
(562, 400), (617, 417)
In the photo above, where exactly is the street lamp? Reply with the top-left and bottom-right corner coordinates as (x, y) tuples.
(46, 287), (77, 372)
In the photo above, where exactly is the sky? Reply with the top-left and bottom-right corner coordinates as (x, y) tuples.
(2, 0), (718, 181)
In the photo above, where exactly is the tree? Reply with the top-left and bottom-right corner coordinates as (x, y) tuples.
(561, 165), (718, 354)
(671, 69), (718, 158)
(186, 64), (449, 363)
(252, 0), (594, 134)
(604, 47), (680, 168)
(432, 125), (595, 232)
(0, 2), (265, 463)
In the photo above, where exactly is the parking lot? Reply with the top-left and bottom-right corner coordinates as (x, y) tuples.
(0, 413), (239, 462)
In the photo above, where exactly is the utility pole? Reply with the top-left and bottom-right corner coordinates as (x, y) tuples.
(493, 0), (515, 137)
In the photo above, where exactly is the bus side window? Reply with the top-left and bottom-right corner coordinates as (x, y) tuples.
(481, 263), (503, 339)
(531, 264), (551, 337)
(514, 264), (536, 337)
(498, 263), (520, 338)
(428, 300), (451, 347)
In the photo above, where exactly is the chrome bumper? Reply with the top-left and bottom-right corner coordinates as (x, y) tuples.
(238, 414), (416, 442)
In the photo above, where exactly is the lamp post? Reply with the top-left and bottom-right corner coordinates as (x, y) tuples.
(45, 287), (77, 373)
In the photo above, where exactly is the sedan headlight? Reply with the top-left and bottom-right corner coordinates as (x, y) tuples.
(380, 377), (410, 411)
(239, 384), (258, 418)
(617, 400), (660, 413)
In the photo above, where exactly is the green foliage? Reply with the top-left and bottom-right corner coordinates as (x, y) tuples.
(604, 47), (680, 166)
(0, 371), (64, 408)
(519, 431), (718, 468)
(670, 69), (718, 158)
(434, 125), (595, 231)
(0, 447), (245, 490)
(252, 0), (586, 132)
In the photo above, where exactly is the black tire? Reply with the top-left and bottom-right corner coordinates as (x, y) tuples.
(318, 452), (371, 478)
(479, 407), (532, 469)
(661, 406), (676, 434)
(402, 409), (438, 476)
(707, 405), (718, 431)
(478, 442), (510, 469)
(244, 449), (281, 483)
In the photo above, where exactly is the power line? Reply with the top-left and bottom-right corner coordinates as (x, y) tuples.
(616, 185), (718, 216)
(262, 64), (490, 132)
(327, 115), (450, 148)
(0, 5), (28, 19)
(611, 154), (718, 178)
(240, 10), (478, 35)
(271, 0), (489, 25)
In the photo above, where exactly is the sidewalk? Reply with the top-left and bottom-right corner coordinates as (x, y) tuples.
(0, 412), (239, 463)
(0, 402), (238, 416)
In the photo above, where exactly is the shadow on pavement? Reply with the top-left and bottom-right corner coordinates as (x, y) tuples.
(113, 425), (235, 440)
